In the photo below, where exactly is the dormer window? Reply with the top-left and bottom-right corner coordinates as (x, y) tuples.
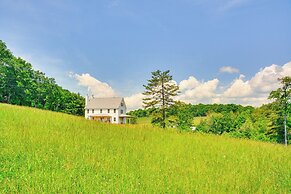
(121, 102), (124, 106)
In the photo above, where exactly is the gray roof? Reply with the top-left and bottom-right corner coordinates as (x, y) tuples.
(85, 97), (125, 109)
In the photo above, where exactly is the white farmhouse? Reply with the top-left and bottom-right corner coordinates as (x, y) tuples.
(85, 96), (131, 124)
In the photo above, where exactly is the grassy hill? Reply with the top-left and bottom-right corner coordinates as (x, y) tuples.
(0, 103), (290, 193)
(136, 116), (204, 126)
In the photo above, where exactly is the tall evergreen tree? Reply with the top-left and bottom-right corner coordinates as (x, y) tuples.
(269, 76), (291, 145)
(143, 70), (179, 128)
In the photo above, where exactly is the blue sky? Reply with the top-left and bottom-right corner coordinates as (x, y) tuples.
(0, 0), (290, 109)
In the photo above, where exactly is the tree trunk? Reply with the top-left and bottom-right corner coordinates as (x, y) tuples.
(284, 114), (287, 146)
(161, 79), (165, 128)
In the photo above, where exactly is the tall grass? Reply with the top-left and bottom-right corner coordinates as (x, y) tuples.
(0, 103), (290, 193)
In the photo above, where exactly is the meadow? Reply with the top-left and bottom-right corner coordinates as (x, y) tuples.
(136, 116), (204, 126)
(0, 103), (290, 193)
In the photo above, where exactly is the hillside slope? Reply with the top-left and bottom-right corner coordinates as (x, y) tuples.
(0, 103), (290, 193)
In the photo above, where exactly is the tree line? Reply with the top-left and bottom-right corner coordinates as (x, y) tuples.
(0, 40), (84, 116)
(195, 103), (288, 143)
(134, 70), (290, 144)
(130, 103), (254, 120)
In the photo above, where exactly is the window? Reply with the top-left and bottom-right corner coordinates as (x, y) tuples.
(121, 102), (124, 106)
(92, 109), (94, 113)
(87, 109), (89, 114)
(108, 109), (110, 113)
(121, 109), (124, 114)
(114, 109), (116, 113)
(114, 117), (116, 122)
(100, 109), (102, 113)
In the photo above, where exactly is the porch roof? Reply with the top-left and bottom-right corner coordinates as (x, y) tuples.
(119, 114), (133, 118)
(89, 114), (112, 118)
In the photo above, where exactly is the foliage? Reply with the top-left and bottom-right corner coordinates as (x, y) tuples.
(175, 102), (193, 131)
(132, 87), (289, 144)
(269, 76), (291, 114)
(0, 40), (84, 116)
(269, 76), (291, 145)
(128, 108), (148, 117)
(196, 104), (288, 143)
(168, 102), (254, 117)
(143, 70), (179, 128)
(1, 103), (290, 193)
(197, 112), (235, 135)
(192, 78), (290, 144)
(127, 108), (156, 118)
(131, 103), (253, 119)
(127, 116), (137, 124)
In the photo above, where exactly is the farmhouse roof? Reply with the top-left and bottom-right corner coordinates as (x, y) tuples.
(85, 97), (124, 109)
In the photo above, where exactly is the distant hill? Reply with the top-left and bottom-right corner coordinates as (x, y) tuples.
(1, 103), (290, 193)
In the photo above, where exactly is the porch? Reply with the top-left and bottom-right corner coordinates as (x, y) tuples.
(90, 115), (112, 123)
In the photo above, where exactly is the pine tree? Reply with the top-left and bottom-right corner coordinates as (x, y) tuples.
(143, 70), (179, 128)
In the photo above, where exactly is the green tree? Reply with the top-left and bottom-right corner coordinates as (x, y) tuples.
(269, 76), (291, 145)
(143, 70), (179, 128)
(176, 106), (193, 131)
(0, 40), (85, 116)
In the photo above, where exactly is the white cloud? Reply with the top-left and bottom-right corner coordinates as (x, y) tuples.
(71, 61), (291, 110)
(177, 77), (219, 103)
(220, 62), (291, 106)
(72, 73), (117, 98)
(249, 63), (291, 93)
(223, 75), (252, 97)
(124, 93), (144, 110)
(219, 66), (240, 74)
(176, 61), (291, 107)
(179, 76), (200, 91)
(72, 73), (144, 110)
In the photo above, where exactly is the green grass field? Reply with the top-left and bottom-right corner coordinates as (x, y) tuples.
(136, 116), (152, 125)
(136, 116), (204, 126)
(0, 103), (290, 193)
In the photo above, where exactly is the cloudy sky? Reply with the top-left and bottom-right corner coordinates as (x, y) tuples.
(0, 0), (290, 109)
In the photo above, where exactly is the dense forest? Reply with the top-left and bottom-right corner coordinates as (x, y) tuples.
(0, 40), (84, 116)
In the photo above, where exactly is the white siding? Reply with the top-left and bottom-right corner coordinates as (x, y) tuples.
(84, 98), (127, 124)
(85, 108), (120, 123)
